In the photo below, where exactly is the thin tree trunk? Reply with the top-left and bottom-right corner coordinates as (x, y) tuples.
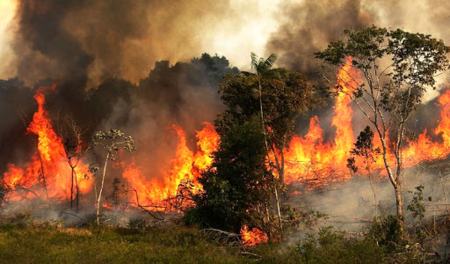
(70, 167), (74, 208)
(96, 153), (109, 225)
(257, 77), (269, 152)
(377, 128), (405, 237)
(274, 186), (282, 232)
(394, 183), (405, 235)
(367, 167), (378, 217)
(75, 171), (79, 211)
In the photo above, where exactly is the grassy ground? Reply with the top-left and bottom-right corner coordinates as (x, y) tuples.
(0, 224), (246, 264)
(0, 223), (427, 263)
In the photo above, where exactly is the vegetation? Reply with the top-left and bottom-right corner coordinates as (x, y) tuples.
(92, 129), (135, 224)
(0, 222), (433, 264)
(316, 26), (450, 235)
(189, 54), (317, 238)
(187, 118), (272, 232)
(0, 26), (448, 263)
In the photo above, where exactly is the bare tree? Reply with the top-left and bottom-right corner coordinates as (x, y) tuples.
(92, 129), (135, 225)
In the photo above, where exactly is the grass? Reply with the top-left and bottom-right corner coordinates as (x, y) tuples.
(0, 223), (424, 264)
(0, 224), (244, 264)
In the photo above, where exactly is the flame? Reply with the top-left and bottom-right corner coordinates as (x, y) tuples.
(240, 225), (268, 247)
(435, 89), (450, 148)
(121, 122), (219, 209)
(284, 57), (360, 186)
(284, 57), (450, 188)
(2, 88), (93, 201)
(1, 58), (448, 210)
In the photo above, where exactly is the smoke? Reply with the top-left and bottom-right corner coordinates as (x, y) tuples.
(267, 0), (450, 93)
(266, 0), (372, 79)
(1, 1), (234, 86)
(3, 0), (271, 87)
(288, 158), (450, 231)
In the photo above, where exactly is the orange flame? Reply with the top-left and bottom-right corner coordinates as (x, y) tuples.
(240, 225), (268, 247)
(2, 58), (448, 210)
(121, 122), (219, 209)
(284, 57), (450, 188)
(284, 57), (360, 186)
(2, 89), (93, 201)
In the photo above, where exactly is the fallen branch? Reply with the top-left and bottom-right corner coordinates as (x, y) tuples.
(128, 188), (165, 221)
(201, 228), (241, 246)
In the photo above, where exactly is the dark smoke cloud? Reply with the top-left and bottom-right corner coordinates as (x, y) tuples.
(267, 0), (373, 78)
(12, 0), (235, 87)
(14, 1), (92, 84)
(267, 0), (450, 87)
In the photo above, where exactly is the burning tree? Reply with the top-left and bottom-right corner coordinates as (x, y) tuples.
(316, 26), (450, 236)
(54, 114), (87, 211)
(92, 129), (135, 224)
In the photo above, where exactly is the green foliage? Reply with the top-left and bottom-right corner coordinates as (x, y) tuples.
(219, 66), (315, 151)
(187, 119), (272, 232)
(347, 126), (380, 173)
(315, 26), (449, 117)
(296, 227), (384, 264)
(407, 185), (426, 220)
(251, 53), (277, 75)
(368, 215), (403, 252)
(93, 129), (135, 160)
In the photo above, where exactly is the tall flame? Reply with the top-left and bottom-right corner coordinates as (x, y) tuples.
(121, 122), (219, 208)
(284, 57), (450, 188)
(2, 89), (93, 201)
(284, 57), (360, 186)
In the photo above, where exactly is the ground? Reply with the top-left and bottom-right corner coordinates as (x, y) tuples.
(0, 222), (436, 263)
(0, 224), (246, 264)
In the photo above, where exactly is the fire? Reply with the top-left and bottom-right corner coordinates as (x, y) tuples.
(435, 89), (450, 148)
(284, 57), (360, 186)
(240, 225), (269, 247)
(2, 88), (93, 201)
(121, 122), (219, 209)
(284, 57), (450, 188)
(1, 58), (448, 211)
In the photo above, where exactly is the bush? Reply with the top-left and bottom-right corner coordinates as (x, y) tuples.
(368, 215), (403, 252)
(187, 119), (272, 232)
(295, 227), (384, 264)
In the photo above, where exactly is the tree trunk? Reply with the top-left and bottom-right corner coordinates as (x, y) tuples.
(274, 185), (282, 232)
(376, 128), (405, 237)
(96, 153), (109, 225)
(257, 77), (269, 152)
(70, 167), (74, 209)
(394, 183), (405, 236)
(75, 172), (79, 211)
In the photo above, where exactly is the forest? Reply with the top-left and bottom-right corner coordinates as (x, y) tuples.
(0, 1), (449, 263)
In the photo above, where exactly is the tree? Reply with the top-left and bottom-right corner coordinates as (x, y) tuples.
(190, 55), (316, 237)
(55, 114), (86, 211)
(189, 119), (273, 233)
(92, 129), (135, 224)
(246, 54), (314, 185)
(316, 26), (449, 236)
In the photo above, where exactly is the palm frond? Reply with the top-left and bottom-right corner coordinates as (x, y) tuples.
(250, 52), (258, 70)
(264, 54), (277, 69)
(250, 52), (278, 75)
